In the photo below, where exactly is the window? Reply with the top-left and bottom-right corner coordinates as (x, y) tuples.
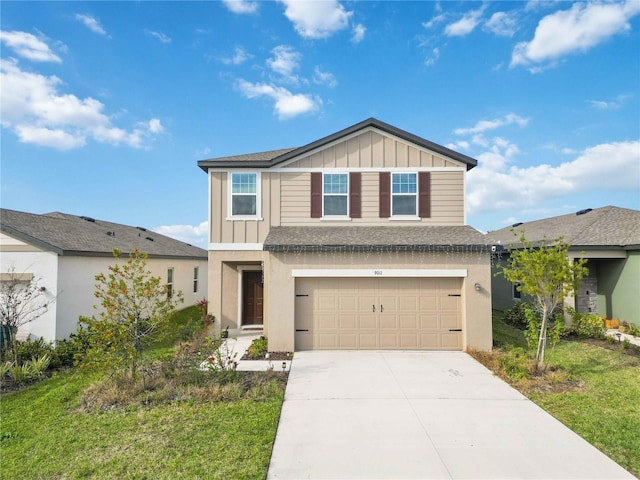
(323, 173), (348, 216)
(193, 266), (199, 293)
(392, 173), (417, 216)
(230, 172), (260, 217)
(167, 268), (174, 299)
(513, 282), (522, 300)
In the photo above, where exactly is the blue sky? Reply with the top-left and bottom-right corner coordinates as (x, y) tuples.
(2, 0), (639, 247)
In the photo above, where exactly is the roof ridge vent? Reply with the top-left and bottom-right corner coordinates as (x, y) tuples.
(576, 208), (592, 216)
(106, 231), (115, 236)
(136, 226), (147, 231)
(511, 222), (523, 227)
(80, 216), (96, 222)
(145, 236), (154, 241)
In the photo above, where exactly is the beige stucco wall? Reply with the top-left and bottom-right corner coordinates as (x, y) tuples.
(264, 250), (492, 352)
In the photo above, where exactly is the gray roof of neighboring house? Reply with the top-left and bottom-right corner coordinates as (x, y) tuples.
(486, 206), (640, 250)
(0, 208), (207, 259)
(263, 226), (489, 252)
(198, 118), (478, 172)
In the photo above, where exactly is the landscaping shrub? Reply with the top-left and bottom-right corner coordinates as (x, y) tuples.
(247, 336), (268, 359)
(503, 302), (532, 330)
(566, 307), (606, 339)
(15, 337), (53, 364)
(499, 347), (536, 380)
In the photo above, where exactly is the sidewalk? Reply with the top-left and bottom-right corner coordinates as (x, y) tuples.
(605, 329), (640, 347)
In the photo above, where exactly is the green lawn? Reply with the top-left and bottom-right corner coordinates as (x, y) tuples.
(0, 306), (285, 479)
(488, 312), (640, 477)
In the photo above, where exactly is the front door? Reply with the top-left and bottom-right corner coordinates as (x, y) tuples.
(242, 271), (263, 326)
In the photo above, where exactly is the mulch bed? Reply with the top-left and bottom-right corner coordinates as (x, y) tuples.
(241, 352), (293, 361)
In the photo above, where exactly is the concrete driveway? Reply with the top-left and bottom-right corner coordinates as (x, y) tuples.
(267, 351), (634, 479)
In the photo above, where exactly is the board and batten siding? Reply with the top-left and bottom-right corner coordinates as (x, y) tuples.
(210, 171), (280, 244)
(282, 131), (460, 169)
(279, 171), (464, 226)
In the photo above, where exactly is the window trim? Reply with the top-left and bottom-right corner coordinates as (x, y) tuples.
(227, 172), (262, 220)
(322, 172), (350, 219)
(391, 172), (418, 219)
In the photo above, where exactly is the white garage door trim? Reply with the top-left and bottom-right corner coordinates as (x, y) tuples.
(292, 268), (467, 278)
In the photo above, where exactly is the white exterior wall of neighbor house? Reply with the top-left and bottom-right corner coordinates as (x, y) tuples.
(1, 230), (208, 342)
(0, 232), (59, 341)
(56, 256), (208, 341)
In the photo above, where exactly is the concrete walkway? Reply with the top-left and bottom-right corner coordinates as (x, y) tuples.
(606, 329), (640, 347)
(267, 351), (634, 479)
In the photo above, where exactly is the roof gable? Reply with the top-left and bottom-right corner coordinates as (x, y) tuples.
(0, 208), (207, 259)
(197, 118), (477, 171)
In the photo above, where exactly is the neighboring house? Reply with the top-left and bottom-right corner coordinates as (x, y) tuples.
(198, 118), (492, 352)
(0, 209), (208, 342)
(487, 206), (640, 325)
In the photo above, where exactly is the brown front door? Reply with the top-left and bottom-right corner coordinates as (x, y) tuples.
(242, 271), (263, 325)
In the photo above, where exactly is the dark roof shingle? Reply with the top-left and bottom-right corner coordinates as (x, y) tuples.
(1, 209), (207, 259)
(263, 226), (488, 252)
(486, 206), (640, 249)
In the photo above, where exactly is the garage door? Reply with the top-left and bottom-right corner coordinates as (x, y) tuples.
(295, 277), (462, 350)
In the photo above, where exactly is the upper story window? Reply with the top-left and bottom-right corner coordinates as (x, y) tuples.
(229, 172), (261, 219)
(392, 173), (417, 216)
(379, 171), (430, 219)
(323, 173), (349, 217)
(193, 266), (199, 293)
(311, 172), (361, 219)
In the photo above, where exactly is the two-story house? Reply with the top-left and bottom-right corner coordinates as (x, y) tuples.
(198, 118), (492, 352)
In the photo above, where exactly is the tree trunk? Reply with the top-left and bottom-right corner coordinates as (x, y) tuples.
(536, 309), (549, 372)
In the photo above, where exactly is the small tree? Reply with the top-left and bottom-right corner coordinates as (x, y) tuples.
(79, 249), (183, 376)
(0, 267), (52, 362)
(499, 234), (588, 371)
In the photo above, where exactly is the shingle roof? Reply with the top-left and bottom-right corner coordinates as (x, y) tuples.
(263, 226), (489, 252)
(0, 209), (207, 259)
(485, 206), (640, 249)
(198, 118), (478, 171)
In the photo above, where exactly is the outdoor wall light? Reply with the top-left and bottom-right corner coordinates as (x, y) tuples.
(474, 282), (481, 291)
(39, 286), (46, 292)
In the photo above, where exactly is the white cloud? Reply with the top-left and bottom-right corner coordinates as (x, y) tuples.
(423, 14), (446, 30)
(74, 14), (108, 36)
(511, 1), (640, 68)
(0, 31), (62, 63)
(222, 0), (259, 15)
(444, 6), (486, 37)
(278, 0), (352, 39)
(454, 113), (529, 135)
(0, 58), (162, 150)
(483, 11), (519, 37)
(425, 47), (440, 66)
(267, 45), (301, 83)
(221, 46), (252, 65)
(235, 79), (320, 119)
(313, 66), (337, 88)
(466, 140), (640, 214)
(351, 23), (366, 43)
(588, 94), (633, 110)
(153, 221), (208, 248)
(145, 30), (171, 43)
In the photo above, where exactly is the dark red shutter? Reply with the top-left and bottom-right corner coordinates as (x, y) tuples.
(379, 172), (390, 218)
(349, 172), (361, 218)
(418, 171), (431, 218)
(310, 172), (322, 218)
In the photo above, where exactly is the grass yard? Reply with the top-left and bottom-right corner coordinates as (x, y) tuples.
(0, 305), (286, 479)
(483, 312), (640, 477)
